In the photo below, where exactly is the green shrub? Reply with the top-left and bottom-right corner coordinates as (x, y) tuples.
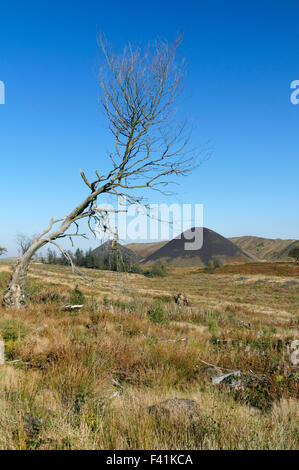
(147, 301), (168, 324)
(144, 261), (168, 278)
(69, 285), (85, 305)
(233, 379), (273, 411)
(1, 319), (27, 342)
(151, 261), (167, 277)
(129, 264), (143, 274)
(0, 319), (28, 361)
(204, 258), (223, 273)
(4, 339), (16, 360)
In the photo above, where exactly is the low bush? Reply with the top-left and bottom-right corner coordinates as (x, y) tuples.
(69, 285), (85, 305)
(147, 301), (169, 324)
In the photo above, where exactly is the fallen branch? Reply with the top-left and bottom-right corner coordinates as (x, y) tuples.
(212, 370), (241, 386)
(7, 359), (32, 366)
(198, 358), (266, 380)
(61, 304), (84, 311)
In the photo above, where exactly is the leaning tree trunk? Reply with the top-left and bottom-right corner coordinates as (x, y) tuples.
(3, 196), (94, 309)
(4, 258), (30, 309)
(3, 241), (44, 309)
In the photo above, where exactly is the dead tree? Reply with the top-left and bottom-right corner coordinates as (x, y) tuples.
(4, 36), (200, 309)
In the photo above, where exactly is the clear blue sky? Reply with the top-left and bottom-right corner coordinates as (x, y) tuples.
(1, 0), (299, 255)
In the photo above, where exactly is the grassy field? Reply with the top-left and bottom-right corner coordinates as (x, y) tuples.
(0, 258), (16, 264)
(0, 261), (298, 450)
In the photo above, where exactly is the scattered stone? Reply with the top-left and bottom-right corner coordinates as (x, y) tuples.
(23, 413), (43, 438)
(282, 280), (298, 287)
(148, 398), (203, 419)
(174, 293), (189, 306)
(249, 406), (262, 416)
(254, 278), (272, 284)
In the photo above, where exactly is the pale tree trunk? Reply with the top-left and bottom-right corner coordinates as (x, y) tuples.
(3, 240), (44, 309)
(3, 199), (94, 309)
(4, 258), (29, 309)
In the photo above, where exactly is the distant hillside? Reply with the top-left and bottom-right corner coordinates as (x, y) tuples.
(125, 241), (168, 259)
(229, 236), (299, 261)
(143, 227), (251, 267)
(92, 240), (142, 265)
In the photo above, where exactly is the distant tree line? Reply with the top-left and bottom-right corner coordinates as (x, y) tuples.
(43, 248), (140, 273)
(42, 248), (167, 276)
(44, 248), (98, 268)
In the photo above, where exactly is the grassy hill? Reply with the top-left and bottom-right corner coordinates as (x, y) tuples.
(229, 236), (298, 261)
(125, 241), (167, 259)
(127, 234), (299, 264)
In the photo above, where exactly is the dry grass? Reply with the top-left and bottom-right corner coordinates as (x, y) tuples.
(0, 261), (297, 450)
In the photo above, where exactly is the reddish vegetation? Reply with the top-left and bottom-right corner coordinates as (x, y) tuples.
(226, 256), (251, 264)
(218, 262), (299, 277)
